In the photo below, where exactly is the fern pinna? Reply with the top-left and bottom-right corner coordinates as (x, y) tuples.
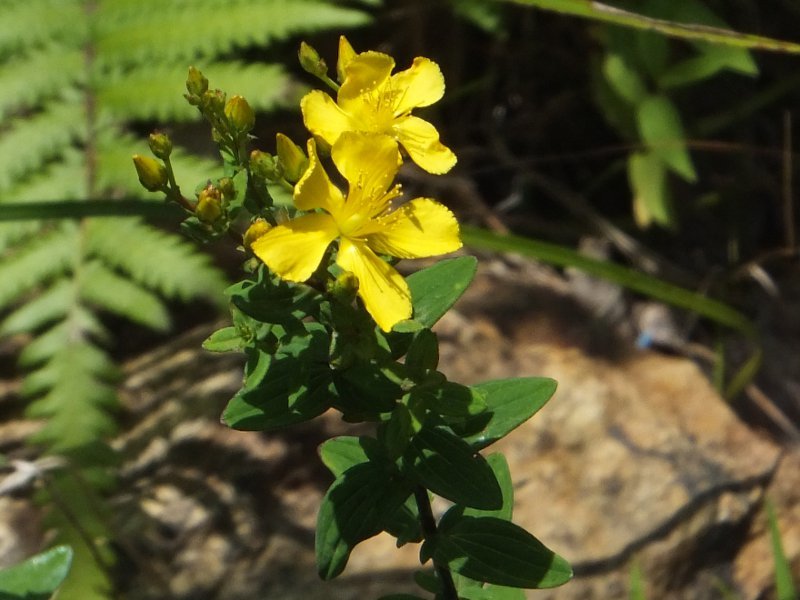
(0, 1), (372, 597)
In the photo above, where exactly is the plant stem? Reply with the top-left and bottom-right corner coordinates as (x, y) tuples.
(414, 486), (458, 600)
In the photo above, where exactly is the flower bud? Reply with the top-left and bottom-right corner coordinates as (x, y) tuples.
(218, 176), (235, 200)
(201, 89), (226, 115)
(148, 132), (172, 160)
(250, 149), (283, 181)
(224, 95), (255, 132)
(132, 155), (168, 192)
(186, 66), (209, 96)
(298, 41), (328, 79)
(196, 184), (223, 224)
(276, 133), (309, 183)
(243, 218), (272, 249)
(327, 270), (359, 302)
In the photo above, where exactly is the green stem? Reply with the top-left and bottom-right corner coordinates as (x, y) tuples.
(414, 486), (458, 600)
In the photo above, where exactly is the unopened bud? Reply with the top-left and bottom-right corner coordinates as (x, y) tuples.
(196, 184), (223, 223)
(224, 95), (255, 132)
(201, 89), (226, 115)
(250, 150), (283, 181)
(276, 133), (309, 183)
(218, 177), (235, 200)
(299, 41), (328, 79)
(327, 270), (359, 302)
(148, 132), (172, 160)
(133, 155), (168, 192)
(186, 66), (209, 96)
(243, 218), (272, 249)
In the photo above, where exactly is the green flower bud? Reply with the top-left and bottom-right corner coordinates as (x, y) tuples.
(148, 132), (172, 160)
(276, 133), (309, 183)
(186, 66), (209, 97)
(298, 41), (328, 79)
(132, 155), (168, 192)
(243, 218), (272, 249)
(327, 270), (359, 303)
(201, 89), (226, 115)
(250, 150), (283, 181)
(218, 176), (235, 200)
(196, 184), (223, 224)
(224, 95), (255, 132)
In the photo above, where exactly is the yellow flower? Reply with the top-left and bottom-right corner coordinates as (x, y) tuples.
(251, 132), (462, 331)
(301, 36), (457, 175)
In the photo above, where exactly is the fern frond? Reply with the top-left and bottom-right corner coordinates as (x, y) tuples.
(22, 341), (118, 403)
(0, 223), (77, 308)
(98, 62), (291, 122)
(19, 317), (110, 368)
(0, 279), (73, 336)
(95, 1), (370, 68)
(85, 218), (228, 303)
(80, 260), (171, 331)
(0, 103), (85, 192)
(0, 1), (86, 57)
(2, 150), (88, 202)
(0, 47), (83, 120)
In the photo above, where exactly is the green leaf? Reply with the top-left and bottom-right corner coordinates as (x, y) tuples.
(659, 42), (758, 89)
(450, 378), (557, 450)
(222, 326), (333, 430)
(766, 499), (797, 600)
(463, 453), (514, 521)
(504, 0), (800, 54)
(414, 381), (487, 418)
(461, 226), (756, 337)
(316, 462), (414, 580)
(602, 53), (647, 104)
(459, 584), (527, 600)
(406, 256), (478, 327)
(319, 436), (383, 478)
(202, 326), (244, 353)
(332, 361), (402, 420)
(628, 151), (672, 228)
(379, 403), (414, 459)
(404, 328), (440, 378)
(434, 516), (572, 589)
(636, 94), (696, 182)
(0, 545), (73, 599)
(402, 425), (502, 510)
(228, 268), (322, 325)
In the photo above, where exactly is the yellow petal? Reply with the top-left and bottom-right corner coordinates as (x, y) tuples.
(336, 36), (357, 83)
(339, 51), (395, 101)
(301, 90), (353, 146)
(390, 57), (445, 114)
(251, 213), (338, 282)
(367, 198), (462, 259)
(294, 139), (345, 214)
(393, 115), (457, 174)
(331, 132), (400, 206)
(336, 238), (411, 331)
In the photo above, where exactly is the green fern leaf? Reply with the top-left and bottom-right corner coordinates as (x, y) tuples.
(94, 1), (369, 69)
(0, 1), (85, 56)
(85, 218), (228, 303)
(0, 46), (83, 120)
(2, 150), (88, 202)
(19, 318), (110, 368)
(79, 260), (171, 331)
(98, 62), (291, 121)
(0, 279), (73, 336)
(0, 223), (77, 308)
(22, 341), (118, 404)
(0, 103), (85, 192)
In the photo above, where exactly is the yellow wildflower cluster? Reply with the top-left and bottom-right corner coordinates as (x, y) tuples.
(252, 37), (462, 331)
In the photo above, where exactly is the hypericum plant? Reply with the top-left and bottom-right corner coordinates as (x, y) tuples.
(135, 37), (572, 599)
